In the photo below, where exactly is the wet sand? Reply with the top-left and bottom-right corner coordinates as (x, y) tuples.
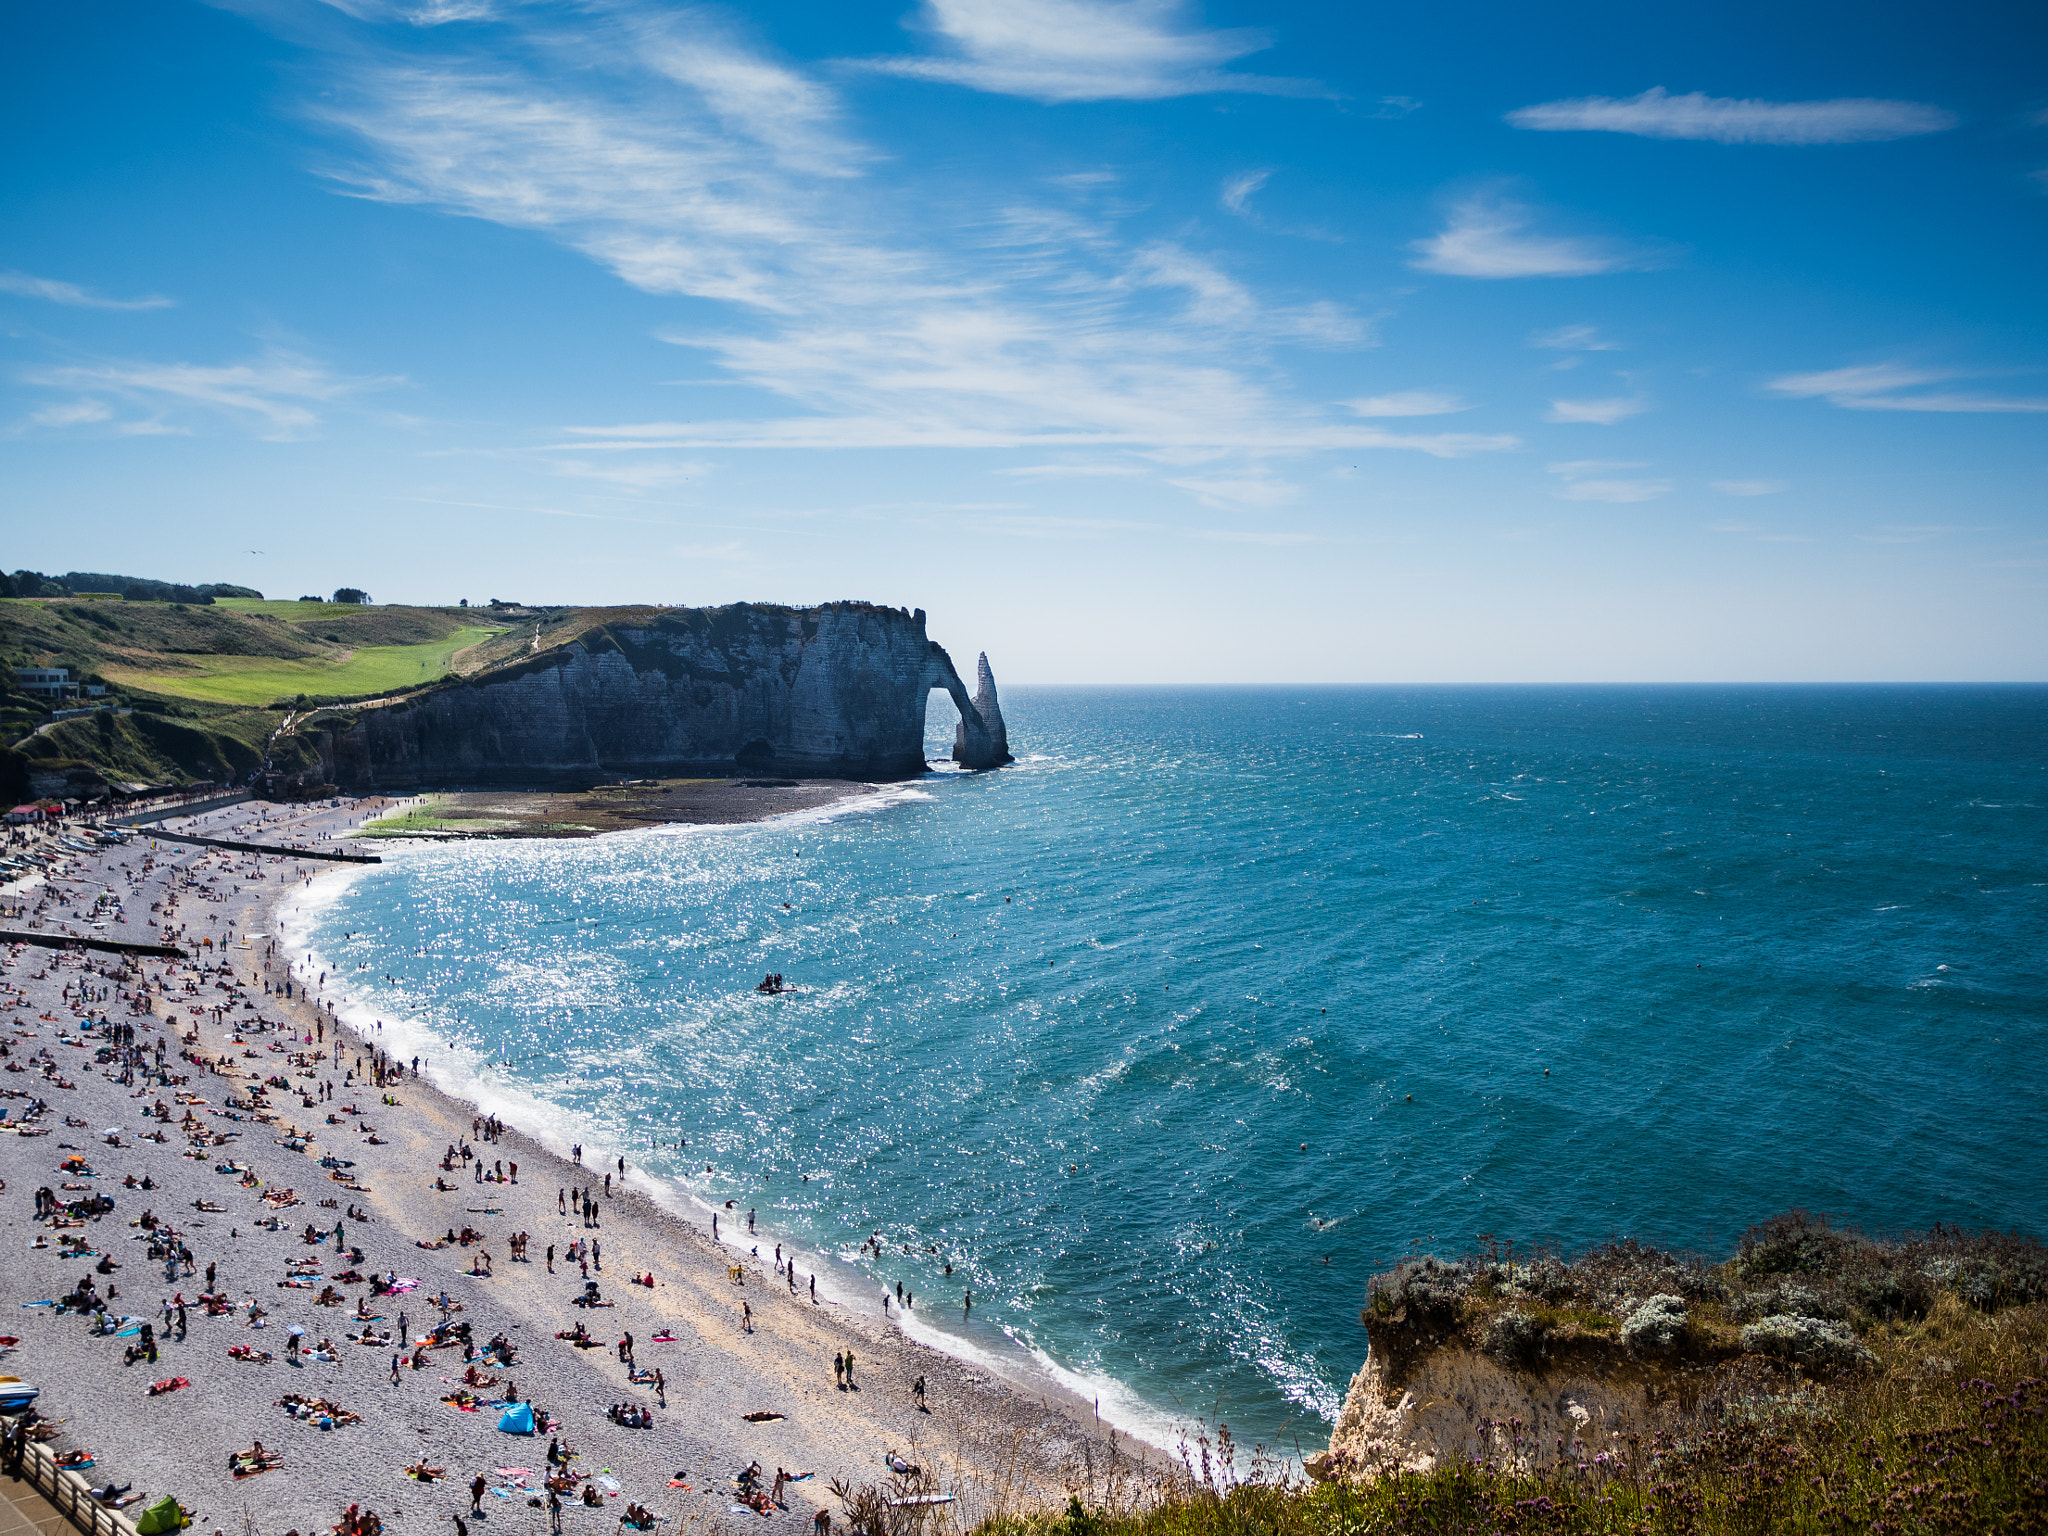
(356, 780), (884, 840)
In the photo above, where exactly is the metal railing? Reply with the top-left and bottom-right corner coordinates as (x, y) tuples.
(8, 1438), (145, 1536)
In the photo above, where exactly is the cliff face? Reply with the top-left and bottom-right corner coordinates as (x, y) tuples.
(1311, 1342), (1662, 1481)
(317, 602), (1007, 789)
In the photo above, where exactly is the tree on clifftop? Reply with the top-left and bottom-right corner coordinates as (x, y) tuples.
(332, 587), (370, 605)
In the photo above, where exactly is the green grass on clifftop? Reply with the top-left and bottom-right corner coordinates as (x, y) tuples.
(99, 625), (505, 704)
(940, 1216), (2048, 1536)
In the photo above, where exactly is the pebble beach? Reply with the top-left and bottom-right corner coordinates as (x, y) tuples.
(0, 796), (1148, 1536)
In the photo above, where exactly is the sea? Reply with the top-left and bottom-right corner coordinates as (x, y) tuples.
(285, 685), (2048, 1457)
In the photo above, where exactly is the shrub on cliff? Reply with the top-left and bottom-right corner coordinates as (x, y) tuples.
(1619, 1294), (1687, 1354)
(1480, 1307), (1549, 1369)
(1741, 1313), (1877, 1371)
(1734, 1211), (2048, 1321)
(1367, 1257), (1470, 1326)
(1910, 1226), (2048, 1311)
(1729, 1281), (1847, 1324)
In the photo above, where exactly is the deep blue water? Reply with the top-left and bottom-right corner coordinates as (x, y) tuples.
(293, 686), (2048, 1452)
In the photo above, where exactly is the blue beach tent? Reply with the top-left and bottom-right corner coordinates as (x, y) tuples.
(497, 1402), (535, 1434)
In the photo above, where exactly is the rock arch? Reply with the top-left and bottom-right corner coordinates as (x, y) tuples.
(924, 647), (1011, 770)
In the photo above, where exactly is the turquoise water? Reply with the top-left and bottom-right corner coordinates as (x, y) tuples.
(295, 686), (2048, 1453)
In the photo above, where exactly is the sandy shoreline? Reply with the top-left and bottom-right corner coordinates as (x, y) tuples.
(0, 795), (1158, 1536)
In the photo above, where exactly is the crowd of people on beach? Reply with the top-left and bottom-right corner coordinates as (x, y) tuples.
(0, 792), (1115, 1536)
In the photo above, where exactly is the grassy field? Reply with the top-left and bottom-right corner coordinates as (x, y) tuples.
(100, 625), (506, 704)
(213, 598), (371, 619)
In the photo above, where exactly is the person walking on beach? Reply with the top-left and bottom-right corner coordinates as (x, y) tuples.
(390, 1353), (401, 1385)
(559, 1189), (566, 1216)
(741, 1300), (752, 1333)
(844, 1349), (855, 1388)
(834, 1352), (843, 1388)
(470, 1474), (486, 1514)
(546, 1244), (554, 1274)
(654, 1369), (666, 1408)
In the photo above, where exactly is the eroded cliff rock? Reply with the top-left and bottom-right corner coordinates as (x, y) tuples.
(313, 601), (1008, 789)
(955, 652), (1011, 769)
(1311, 1343), (1662, 1480)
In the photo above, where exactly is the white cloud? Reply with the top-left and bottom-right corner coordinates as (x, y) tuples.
(994, 462), (1149, 478)
(853, 0), (1311, 103)
(299, 3), (1472, 462)
(1220, 169), (1270, 217)
(28, 400), (114, 428)
(1768, 362), (2048, 413)
(1410, 195), (1643, 279)
(1547, 458), (1645, 474)
(1167, 472), (1301, 509)
(312, 0), (496, 23)
(551, 457), (710, 492)
(25, 349), (390, 440)
(0, 270), (174, 311)
(1843, 393), (2048, 413)
(1712, 478), (1787, 496)
(1548, 458), (1668, 501)
(1506, 87), (1955, 145)
(1529, 323), (1620, 351)
(1545, 396), (1649, 425)
(1344, 390), (1469, 417)
(1555, 478), (1671, 502)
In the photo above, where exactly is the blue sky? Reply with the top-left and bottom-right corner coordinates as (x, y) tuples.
(4, 0), (2045, 681)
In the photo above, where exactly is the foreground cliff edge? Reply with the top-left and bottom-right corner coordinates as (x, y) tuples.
(288, 600), (1013, 790)
(1309, 1212), (2048, 1486)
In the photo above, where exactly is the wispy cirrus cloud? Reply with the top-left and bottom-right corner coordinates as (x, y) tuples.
(994, 462), (1150, 478)
(1344, 390), (1469, 417)
(1507, 87), (1955, 145)
(1767, 362), (2048, 413)
(1529, 323), (1621, 351)
(1713, 478), (1787, 496)
(1411, 194), (1651, 279)
(850, 0), (1315, 103)
(1167, 471), (1302, 510)
(1546, 395), (1649, 425)
(1547, 459), (1669, 501)
(1219, 169), (1270, 217)
(0, 270), (174, 311)
(299, 3), (1456, 468)
(24, 348), (391, 439)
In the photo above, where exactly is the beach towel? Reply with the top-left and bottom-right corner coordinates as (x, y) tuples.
(497, 1402), (535, 1434)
